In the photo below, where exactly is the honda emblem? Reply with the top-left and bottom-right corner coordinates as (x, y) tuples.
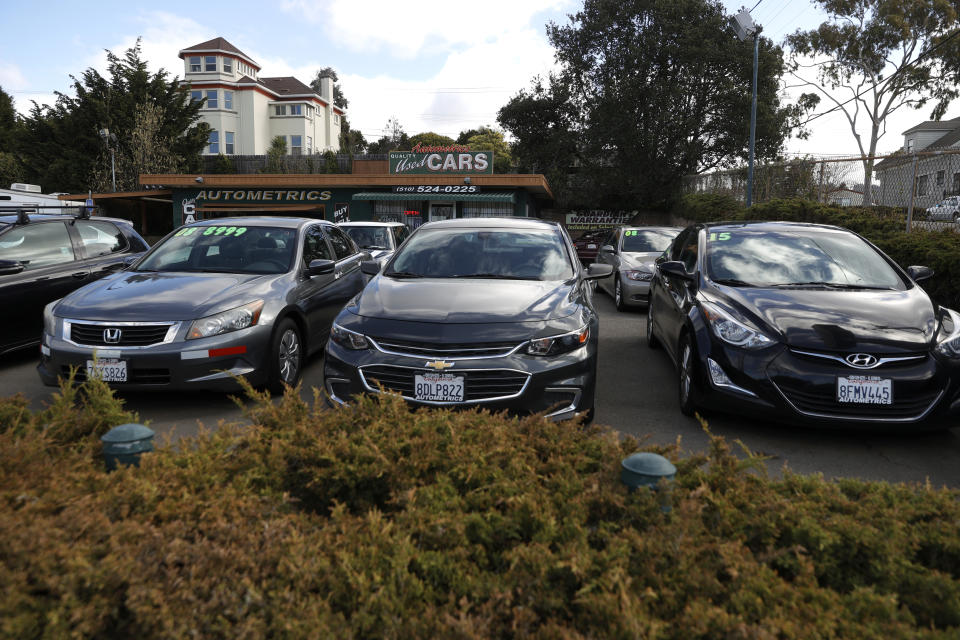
(103, 328), (122, 344)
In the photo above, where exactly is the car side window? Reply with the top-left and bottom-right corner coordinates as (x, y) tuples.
(393, 226), (408, 246)
(75, 220), (127, 257)
(668, 228), (691, 261)
(0, 222), (74, 270)
(678, 230), (700, 272)
(303, 225), (334, 264)
(327, 225), (356, 260)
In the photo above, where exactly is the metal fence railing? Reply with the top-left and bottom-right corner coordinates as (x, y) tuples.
(683, 149), (960, 232)
(200, 153), (386, 175)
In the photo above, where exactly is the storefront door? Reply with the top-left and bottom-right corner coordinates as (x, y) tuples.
(429, 203), (454, 222)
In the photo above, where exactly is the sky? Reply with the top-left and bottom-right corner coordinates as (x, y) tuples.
(1, 0), (957, 160)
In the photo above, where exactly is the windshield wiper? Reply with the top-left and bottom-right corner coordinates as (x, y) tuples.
(385, 271), (423, 278)
(362, 245), (388, 250)
(712, 278), (757, 287)
(772, 281), (892, 290)
(451, 273), (539, 280)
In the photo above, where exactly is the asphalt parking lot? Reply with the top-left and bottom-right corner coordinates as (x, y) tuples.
(3, 290), (959, 486)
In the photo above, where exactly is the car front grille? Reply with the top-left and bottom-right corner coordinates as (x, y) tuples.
(69, 323), (174, 347)
(360, 365), (529, 402)
(61, 366), (171, 385)
(371, 337), (524, 359)
(772, 380), (943, 421)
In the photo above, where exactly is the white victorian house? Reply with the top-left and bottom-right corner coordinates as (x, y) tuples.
(178, 37), (344, 156)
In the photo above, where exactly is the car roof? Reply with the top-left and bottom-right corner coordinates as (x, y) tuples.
(621, 225), (683, 232)
(185, 216), (319, 229)
(338, 221), (405, 227)
(702, 220), (849, 234)
(418, 217), (560, 230)
(0, 213), (134, 226)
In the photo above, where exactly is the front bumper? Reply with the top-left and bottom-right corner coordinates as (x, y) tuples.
(322, 339), (597, 421)
(38, 323), (275, 392)
(619, 276), (652, 307)
(693, 338), (960, 429)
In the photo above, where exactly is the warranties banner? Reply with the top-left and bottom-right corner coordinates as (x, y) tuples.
(565, 211), (636, 230)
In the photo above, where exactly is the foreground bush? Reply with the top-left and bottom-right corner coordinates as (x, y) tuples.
(2, 379), (960, 638)
(674, 194), (960, 310)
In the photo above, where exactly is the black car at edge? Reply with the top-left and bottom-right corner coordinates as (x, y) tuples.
(647, 221), (960, 429)
(323, 217), (613, 421)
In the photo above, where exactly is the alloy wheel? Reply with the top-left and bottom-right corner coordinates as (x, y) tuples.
(278, 328), (301, 384)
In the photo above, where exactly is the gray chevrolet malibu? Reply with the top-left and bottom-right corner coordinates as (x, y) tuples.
(38, 217), (367, 392)
(595, 226), (681, 310)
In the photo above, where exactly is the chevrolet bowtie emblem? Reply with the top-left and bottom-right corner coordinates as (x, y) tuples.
(425, 360), (454, 370)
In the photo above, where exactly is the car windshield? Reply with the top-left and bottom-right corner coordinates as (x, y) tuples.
(706, 228), (905, 289)
(136, 224), (296, 274)
(342, 226), (392, 249)
(622, 229), (676, 253)
(386, 227), (574, 280)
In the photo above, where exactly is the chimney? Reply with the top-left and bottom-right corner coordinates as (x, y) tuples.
(317, 69), (335, 102)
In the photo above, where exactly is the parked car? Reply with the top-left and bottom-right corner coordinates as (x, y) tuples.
(338, 221), (410, 268)
(647, 221), (960, 429)
(0, 209), (149, 356)
(573, 229), (611, 265)
(925, 196), (960, 222)
(323, 217), (613, 422)
(38, 217), (368, 392)
(595, 226), (681, 310)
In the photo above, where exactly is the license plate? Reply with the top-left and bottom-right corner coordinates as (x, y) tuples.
(86, 358), (127, 382)
(414, 373), (464, 402)
(587, 244), (597, 249)
(837, 376), (892, 404)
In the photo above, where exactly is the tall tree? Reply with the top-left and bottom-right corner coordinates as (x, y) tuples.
(499, 0), (805, 208)
(786, 0), (960, 204)
(464, 127), (513, 173)
(0, 86), (24, 187)
(407, 132), (456, 148)
(310, 67), (366, 153)
(366, 117), (409, 154)
(265, 136), (288, 173)
(17, 40), (208, 193)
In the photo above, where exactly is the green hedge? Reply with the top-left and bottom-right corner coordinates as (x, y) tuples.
(3, 377), (960, 638)
(675, 194), (960, 310)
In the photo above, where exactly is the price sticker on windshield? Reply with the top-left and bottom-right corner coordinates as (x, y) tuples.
(708, 232), (731, 241)
(176, 226), (247, 237)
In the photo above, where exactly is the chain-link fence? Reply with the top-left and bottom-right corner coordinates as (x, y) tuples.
(683, 149), (960, 232)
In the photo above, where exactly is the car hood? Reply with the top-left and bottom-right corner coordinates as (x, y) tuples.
(620, 251), (660, 271)
(718, 286), (938, 353)
(354, 276), (579, 323)
(56, 271), (278, 321)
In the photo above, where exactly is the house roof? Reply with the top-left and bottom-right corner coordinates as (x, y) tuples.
(260, 77), (317, 96)
(902, 116), (960, 135)
(179, 37), (259, 69)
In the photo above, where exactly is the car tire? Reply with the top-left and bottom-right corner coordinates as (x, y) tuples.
(614, 276), (627, 311)
(646, 300), (660, 349)
(677, 333), (700, 416)
(268, 318), (303, 394)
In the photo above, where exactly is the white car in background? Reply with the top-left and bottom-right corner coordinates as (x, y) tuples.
(338, 221), (411, 268)
(926, 196), (960, 222)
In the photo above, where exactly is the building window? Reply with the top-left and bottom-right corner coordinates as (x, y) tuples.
(190, 90), (202, 104)
(225, 131), (234, 154)
(205, 56), (216, 72)
(917, 174), (928, 196)
(462, 202), (513, 218)
(206, 90), (218, 109)
(906, 139), (915, 153)
(224, 90), (233, 110)
(208, 130), (219, 154)
(334, 114), (340, 125)
(936, 170), (945, 186)
(374, 201), (421, 227)
(223, 57), (232, 73)
(275, 105), (286, 116)
(953, 172), (960, 194)
(306, 136), (312, 154)
(291, 135), (302, 155)
(189, 56), (201, 73)
(291, 104), (302, 116)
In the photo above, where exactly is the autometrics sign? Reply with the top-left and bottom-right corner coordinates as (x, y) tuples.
(389, 149), (494, 175)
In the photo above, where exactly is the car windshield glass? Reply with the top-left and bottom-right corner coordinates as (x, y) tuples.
(705, 229), (905, 289)
(621, 229), (676, 253)
(136, 224), (296, 274)
(387, 228), (574, 280)
(342, 226), (392, 249)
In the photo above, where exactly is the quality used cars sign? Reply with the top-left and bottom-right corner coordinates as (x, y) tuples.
(389, 148), (493, 175)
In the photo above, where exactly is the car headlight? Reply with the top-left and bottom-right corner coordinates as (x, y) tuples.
(527, 324), (590, 356)
(935, 309), (960, 358)
(331, 323), (370, 350)
(187, 300), (263, 340)
(700, 300), (774, 349)
(43, 300), (60, 336)
(623, 269), (653, 282)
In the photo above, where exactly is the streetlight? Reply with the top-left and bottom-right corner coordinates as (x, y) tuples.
(729, 8), (761, 207)
(98, 128), (117, 192)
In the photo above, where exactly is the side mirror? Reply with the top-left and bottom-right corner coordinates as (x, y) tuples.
(360, 260), (381, 276)
(907, 265), (934, 282)
(121, 255), (139, 269)
(658, 260), (694, 281)
(585, 263), (614, 280)
(307, 259), (335, 276)
(599, 244), (615, 254)
(0, 259), (25, 275)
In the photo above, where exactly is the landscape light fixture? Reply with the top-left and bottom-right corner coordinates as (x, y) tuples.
(98, 128), (118, 192)
(195, 176), (204, 183)
(729, 8), (760, 207)
(463, 176), (471, 185)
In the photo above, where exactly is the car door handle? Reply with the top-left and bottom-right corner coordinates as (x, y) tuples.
(72, 271), (90, 279)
